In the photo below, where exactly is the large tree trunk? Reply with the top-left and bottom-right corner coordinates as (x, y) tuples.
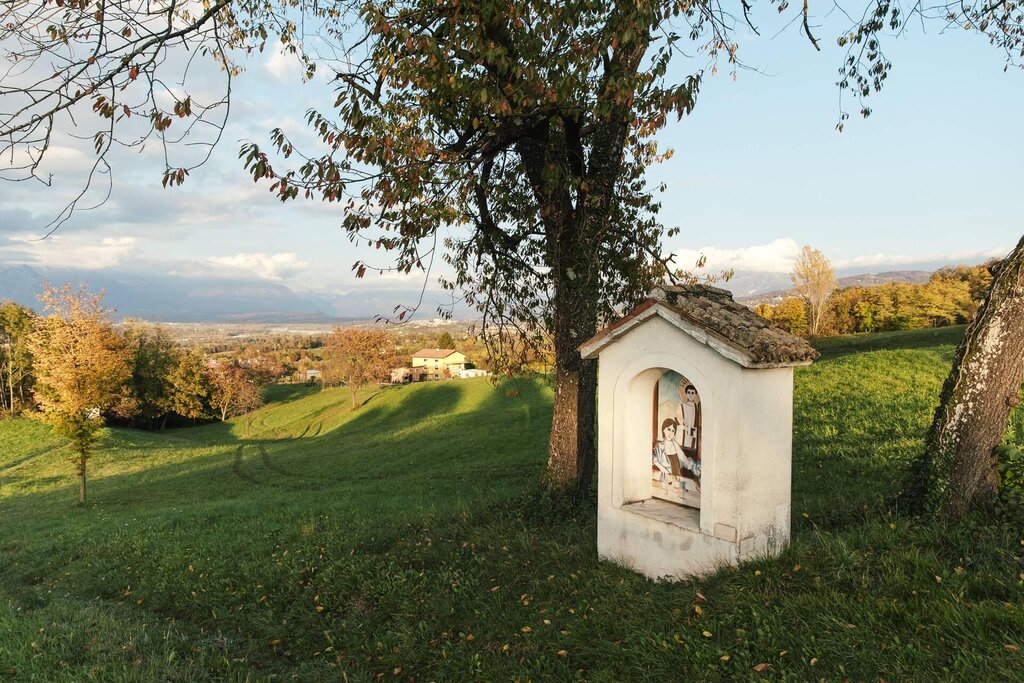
(525, 5), (651, 493)
(911, 235), (1024, 516)
(546, 269), (599, 491)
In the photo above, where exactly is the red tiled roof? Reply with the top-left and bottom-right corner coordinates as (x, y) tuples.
(412, 348), (459, 359)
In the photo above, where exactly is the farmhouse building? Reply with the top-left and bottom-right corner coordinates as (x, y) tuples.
(456, 368), (490, 379)
(390, 367), (429, 384)
(411, 348), (467, 379)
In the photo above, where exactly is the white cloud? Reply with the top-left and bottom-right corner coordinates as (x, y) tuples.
(207, 252), (309, 280)
(670, 238), (1011, 280)
(3, 144), (88, 177)
(672, 238), (800, 274)
(5, 234), (138, 269)
(264, 43), (305, 83)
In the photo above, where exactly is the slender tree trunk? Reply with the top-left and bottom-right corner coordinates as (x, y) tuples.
(77, 452), (87, 504)
(911, 235), (1024, 516)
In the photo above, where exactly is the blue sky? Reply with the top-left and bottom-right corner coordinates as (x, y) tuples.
(1, 6), (1020, 312)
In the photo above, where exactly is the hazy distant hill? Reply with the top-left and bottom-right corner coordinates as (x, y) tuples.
(736, 270), (934, 306)
(0, 265), (333, 322)
(0, 263), (943, 321)
(0, 265), (469, 322)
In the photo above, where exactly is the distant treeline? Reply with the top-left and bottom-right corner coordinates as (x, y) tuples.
(1, 294), (487, 427)
(0, 300), (287, 427)
(755, 265), (993, 337)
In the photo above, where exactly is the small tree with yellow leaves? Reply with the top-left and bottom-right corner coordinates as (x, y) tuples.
(29, 284), (132, 504)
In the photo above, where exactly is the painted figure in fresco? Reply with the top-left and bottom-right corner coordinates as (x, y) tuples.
(651, 418), (701, 491)
(652, 418), (680, 479)
(674, 380), (702, 467)
(653, 370), (702, 508)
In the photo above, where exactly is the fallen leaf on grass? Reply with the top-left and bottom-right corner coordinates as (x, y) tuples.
(521, 626), (532, 634)
(719, 655), (730, 662)
(753, 663), (770, 673)
(557, 650), (567, 657)
(1005, 644), (1020, 652)
(702, 631), (713, 638)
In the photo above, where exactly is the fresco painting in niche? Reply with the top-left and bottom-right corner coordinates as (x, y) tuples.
(651, 370), (701, 509)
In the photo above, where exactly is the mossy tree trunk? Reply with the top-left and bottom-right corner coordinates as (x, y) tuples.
(912, 234), (1024, 516)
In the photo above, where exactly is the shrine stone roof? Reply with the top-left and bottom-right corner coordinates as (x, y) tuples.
(579, 284), (819, 368)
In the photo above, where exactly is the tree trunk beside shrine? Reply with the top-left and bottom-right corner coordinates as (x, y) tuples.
(911, 234), (1024, 516)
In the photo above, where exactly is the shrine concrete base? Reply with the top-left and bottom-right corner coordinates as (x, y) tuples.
(598, 498), (787, 580)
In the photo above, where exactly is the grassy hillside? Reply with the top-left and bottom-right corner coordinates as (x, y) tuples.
(2, 326), (1022, 681)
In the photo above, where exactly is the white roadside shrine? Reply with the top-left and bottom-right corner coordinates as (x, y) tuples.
(580, 284), (818, 580)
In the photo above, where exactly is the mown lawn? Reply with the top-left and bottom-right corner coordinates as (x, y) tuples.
(1, 326), (1022, 681)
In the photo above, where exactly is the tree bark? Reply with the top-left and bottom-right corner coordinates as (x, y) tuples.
(78, 452), (87, 505)
(912, 234), (1024, 516)
(546, 266), (599, 491)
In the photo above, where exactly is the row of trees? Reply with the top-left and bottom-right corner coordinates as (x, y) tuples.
(0, 301), (34, 414)
(757, 264), (993, 338)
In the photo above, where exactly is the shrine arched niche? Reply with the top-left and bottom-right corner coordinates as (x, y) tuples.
(651, 370), (702, 509)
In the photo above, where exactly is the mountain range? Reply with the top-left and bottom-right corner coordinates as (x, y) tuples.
(735, 270), (934, 306)
(0, 265), (366, 322)
(0, 263), (943, 322)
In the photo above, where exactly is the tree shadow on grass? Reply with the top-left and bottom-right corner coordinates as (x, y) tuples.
(0, 379), (553, 525)
(263, 383), (321, 404)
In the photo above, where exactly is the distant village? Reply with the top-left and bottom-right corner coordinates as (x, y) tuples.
(304, 347), (490, 386)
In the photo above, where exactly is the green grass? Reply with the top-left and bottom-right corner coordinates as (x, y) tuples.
(2, 326), (1023, 681)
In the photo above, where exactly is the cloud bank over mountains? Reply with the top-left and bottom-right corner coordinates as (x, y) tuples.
(206, 252), (310, 280)
(671, 238), (1011, 297)
(0, 234), (1006, 323)
(0, 263), (463, 322)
